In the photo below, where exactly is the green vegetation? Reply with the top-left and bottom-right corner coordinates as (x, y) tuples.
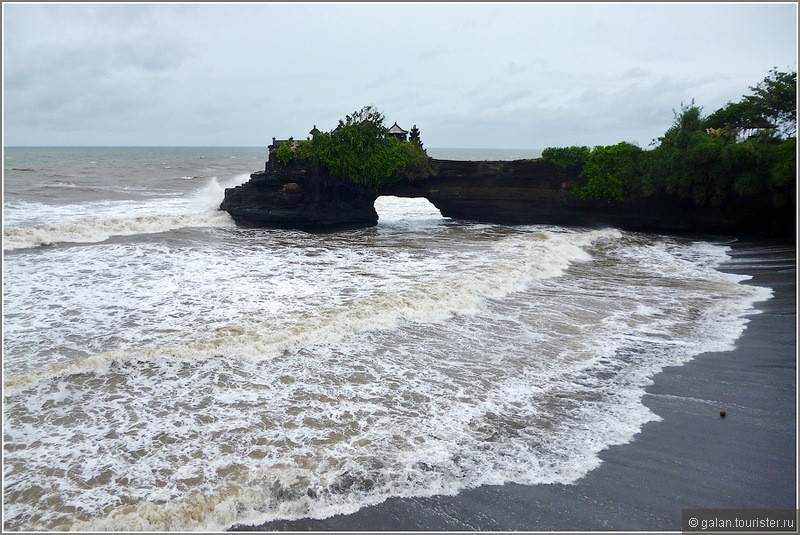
(275, 141), (295, 166)
(276, 106), (432, 190)
(540, 146), (590, 168)
(542, 69), (796, 206)
(573, 142), (643, 202)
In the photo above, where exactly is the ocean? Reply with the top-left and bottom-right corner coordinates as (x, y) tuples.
(2, 146), (772, 531)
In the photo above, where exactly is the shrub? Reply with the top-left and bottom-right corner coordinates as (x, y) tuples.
(281, 182), (302, 194)
(574, 142), (643, 202)
(398, 140), (433, 181)
(291, 106), (431, 190)
(769, 138), (796, 189)
(275, 141), (295, 165)
(541, 146), (591, 167)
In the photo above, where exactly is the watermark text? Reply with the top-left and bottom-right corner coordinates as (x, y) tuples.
(683, 509), (797, 532)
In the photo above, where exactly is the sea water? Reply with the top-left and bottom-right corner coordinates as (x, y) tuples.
(2, 147), (771, 531)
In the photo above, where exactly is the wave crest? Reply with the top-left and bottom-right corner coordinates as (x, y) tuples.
(3, 212), (236, 250)
(3, 230), (613, 396)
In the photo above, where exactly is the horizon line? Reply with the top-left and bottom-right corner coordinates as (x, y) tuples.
(3, 145), (548, 150)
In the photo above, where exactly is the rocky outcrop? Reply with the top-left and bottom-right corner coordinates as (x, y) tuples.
(220, 153), (378, 230)
(388, 159), (794, 238)
(385, 159), (582, 225)
(220, 154), (794, 239)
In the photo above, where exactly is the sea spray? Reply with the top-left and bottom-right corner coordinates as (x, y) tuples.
(3, 212), (236, 250)
(3, 174), (247, 250)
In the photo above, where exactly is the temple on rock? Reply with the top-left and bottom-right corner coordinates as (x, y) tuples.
(386, 122), (408, 141)
(268, 121), (423, 152)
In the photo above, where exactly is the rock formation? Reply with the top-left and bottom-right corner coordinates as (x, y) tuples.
(220, 151), (794, 239)
(220, 152), (378, 230)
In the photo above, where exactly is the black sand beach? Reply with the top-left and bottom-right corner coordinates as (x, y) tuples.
(233, 238), (796, 532)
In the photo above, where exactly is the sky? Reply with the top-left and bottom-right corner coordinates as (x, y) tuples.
(2, 2), (797, 149)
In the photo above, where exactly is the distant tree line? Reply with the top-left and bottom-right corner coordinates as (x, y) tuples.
(276, 106), (431, 190)
(542, 68), (796, 208)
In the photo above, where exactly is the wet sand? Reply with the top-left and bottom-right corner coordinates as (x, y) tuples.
(232, 238), (796, 531)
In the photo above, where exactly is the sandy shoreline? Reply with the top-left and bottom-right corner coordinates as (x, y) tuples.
(232, 237), (796, 531)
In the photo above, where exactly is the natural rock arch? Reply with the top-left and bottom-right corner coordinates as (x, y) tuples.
(220, 154), (793, 238)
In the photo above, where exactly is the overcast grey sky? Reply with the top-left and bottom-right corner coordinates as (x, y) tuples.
(3, 2), (797, 148)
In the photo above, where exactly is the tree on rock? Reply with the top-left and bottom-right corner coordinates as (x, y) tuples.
(287, 106), (431, 190)
(705, 68), (796, 140)
(409, 125), (422, 146)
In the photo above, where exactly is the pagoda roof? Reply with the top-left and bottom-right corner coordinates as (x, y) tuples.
(387, 122), (408, 134)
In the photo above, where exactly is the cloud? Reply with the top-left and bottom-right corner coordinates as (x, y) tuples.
(3, 4), (203, 143)
(3, 3), (796, 147)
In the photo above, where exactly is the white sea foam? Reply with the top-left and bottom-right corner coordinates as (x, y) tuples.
(3, 212), (236, 250)
(374, 195), (445, 230)
(2, 229), (610, 396)
(2, 161), (774, 532)
(42, 179), (78, 189)
(4, 234), (771, 531)
(3, 175), (247, 250)
(3, 225), (772, 532)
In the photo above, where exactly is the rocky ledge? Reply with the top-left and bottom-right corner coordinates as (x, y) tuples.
(220, 152), (794, 239)
(220, 152), (379, 231)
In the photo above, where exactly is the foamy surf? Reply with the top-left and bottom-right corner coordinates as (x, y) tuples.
(3, 212), (236, 250)
(2, 229), (610, 396)
(3, 175), (247, 250)
(4, 234), (770, 531)
(3, 147), (777, 533)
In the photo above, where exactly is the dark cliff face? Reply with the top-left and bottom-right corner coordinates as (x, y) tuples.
(220, 153), (379, 231)
(389, 159), (794, 238)
(220, 155), (794, 239)
(384, 159), (582, 225)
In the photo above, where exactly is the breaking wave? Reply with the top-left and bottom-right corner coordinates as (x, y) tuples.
(3, 176), (246, 250)
(3, 212), (236, 250)
(2, 229), (613, 395)
(2, 228), (772, 532)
